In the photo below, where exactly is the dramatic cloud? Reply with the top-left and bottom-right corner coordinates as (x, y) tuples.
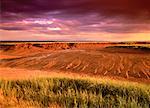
(2, 0), (150, 20)
(0, 26), (27, 31)
(1, 0), (150, 41)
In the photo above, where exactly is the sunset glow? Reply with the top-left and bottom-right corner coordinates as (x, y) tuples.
(1, 0), (150, 41)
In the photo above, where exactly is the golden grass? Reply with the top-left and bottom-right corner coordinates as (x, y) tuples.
(0, 77), (149, 108)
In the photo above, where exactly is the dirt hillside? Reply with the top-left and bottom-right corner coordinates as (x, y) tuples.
(0, 43), (150, 83)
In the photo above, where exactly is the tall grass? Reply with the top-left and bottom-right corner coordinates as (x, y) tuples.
(0, 78), (150, 108)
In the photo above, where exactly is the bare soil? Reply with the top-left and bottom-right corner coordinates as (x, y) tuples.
(0, 42), (150, 83)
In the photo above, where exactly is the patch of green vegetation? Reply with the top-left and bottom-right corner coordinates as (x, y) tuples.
(106, 46), (150, 51)
(0, 78), (150, 108)
(67, 43), (76, 48)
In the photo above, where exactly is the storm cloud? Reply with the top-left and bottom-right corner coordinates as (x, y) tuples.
(2, 0), (150, 20)
(1, 0), (150, 41)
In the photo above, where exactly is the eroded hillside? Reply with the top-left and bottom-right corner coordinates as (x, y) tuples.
(0, 42), (150, 83)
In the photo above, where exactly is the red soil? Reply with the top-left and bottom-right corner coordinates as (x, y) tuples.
(0, 42), (150, 83)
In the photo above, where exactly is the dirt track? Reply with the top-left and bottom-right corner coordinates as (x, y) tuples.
(0, 43), (150, 83)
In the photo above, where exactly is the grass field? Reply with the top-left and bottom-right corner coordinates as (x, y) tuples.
(0, 78), (150, 108)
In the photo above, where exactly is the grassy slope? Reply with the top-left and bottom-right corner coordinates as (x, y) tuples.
(0, 78), (150, 108)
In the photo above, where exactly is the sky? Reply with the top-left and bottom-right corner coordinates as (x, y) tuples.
(1, 0), (150, 41)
